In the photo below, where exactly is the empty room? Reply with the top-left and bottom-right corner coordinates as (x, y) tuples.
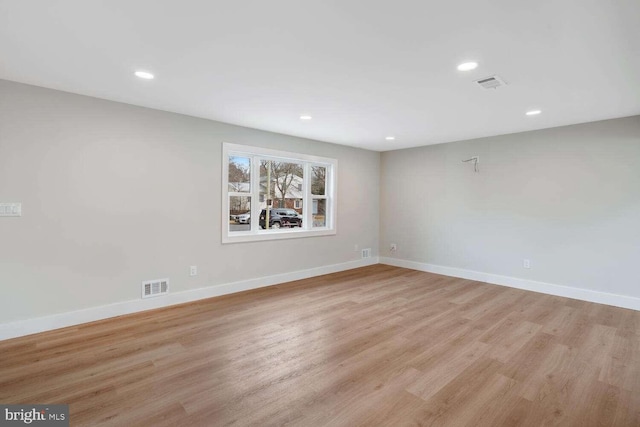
(1, 1), (639, 426)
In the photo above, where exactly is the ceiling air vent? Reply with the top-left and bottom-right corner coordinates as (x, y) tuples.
(474, 75), (507, 90)
(142, 278), (169, 298)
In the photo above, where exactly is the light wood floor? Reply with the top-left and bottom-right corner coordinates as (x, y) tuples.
(1, 265), (639, 426)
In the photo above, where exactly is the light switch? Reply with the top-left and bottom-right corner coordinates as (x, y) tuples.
(0, 203), (21, 217)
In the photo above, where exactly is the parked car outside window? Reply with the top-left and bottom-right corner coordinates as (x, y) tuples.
(259, 208), (302, 229)
(236, 212), (250, 224)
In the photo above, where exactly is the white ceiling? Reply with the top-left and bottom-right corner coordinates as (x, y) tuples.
(1, 0), (639, 151)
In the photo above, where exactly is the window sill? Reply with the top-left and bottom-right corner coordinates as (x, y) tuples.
(222, 227), (336, 244)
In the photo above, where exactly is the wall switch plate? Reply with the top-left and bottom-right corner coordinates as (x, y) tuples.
(523, 259), (531, 269)
(189, 266), (198, 276)
(0, 203), (21, 217)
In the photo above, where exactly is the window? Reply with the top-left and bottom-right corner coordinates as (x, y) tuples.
(223, 143), (337, 243)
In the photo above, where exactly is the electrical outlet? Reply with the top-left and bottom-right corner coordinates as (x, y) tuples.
(189, 266), (198, 276)
(390, 243), (397, 252)
(523, 259), (531, 269)
(361, 248), (371, 259)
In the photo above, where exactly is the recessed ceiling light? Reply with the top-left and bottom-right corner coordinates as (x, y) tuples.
(385, 136), (395, 141)
(526, 110), (542, 116)
(457, 62), (478, 71)
(299, 115), (312, 120)
(134, 71), (154, 80)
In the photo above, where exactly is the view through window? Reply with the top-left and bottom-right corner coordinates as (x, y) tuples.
(223, 143), (336, 243)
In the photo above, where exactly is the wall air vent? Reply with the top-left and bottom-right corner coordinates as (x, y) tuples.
(474, 75), (507, 90)
(142, 278), (169, 298)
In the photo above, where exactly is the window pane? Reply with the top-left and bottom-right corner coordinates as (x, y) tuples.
(311, 166), (326, 195)
(312, 199), (327, 227)
(260, 160), (303, 210)
(229, 196), (251, 232)
(228, 156), (250, 192)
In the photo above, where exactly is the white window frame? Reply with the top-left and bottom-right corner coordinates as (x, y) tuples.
(222, 142), (337, 243)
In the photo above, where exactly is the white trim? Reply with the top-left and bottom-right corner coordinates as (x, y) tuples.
(379, 257), (640, 311)
(10, 255), (635, 341)
(224, 142), (337, 165)
(0, 257), (379, 341)
(220, 227), (337, 243)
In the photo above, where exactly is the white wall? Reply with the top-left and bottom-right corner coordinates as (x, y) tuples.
(2, 77), (638, 338)
(0, 79), (380, 327)
(380, 116), (640, 308)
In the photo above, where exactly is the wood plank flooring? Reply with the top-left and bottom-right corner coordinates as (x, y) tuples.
(1, 264), (639, 426)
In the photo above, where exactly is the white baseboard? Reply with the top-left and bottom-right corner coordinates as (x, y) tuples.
(0, 257), (379, 341)
(380, 257), (640, 311)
